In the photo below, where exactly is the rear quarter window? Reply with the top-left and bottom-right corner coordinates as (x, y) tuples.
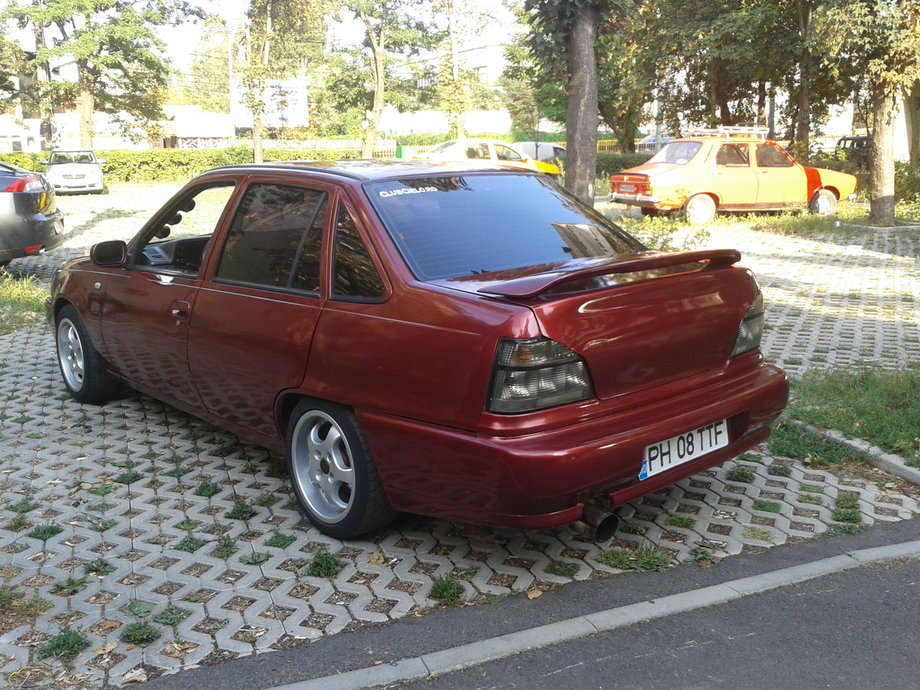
(365, 173), (644, 281)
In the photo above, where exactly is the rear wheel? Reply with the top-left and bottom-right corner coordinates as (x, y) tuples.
(640, 207), (659, 217)
(55, 305), (121, 404)
(683, 194), (717, 225)
(809, 188), (837, 215)
(286, 400), (395, 539)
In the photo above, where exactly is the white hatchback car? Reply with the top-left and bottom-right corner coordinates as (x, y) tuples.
(42, 149), (106, 194)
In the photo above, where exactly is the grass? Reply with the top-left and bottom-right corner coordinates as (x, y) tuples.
(27, 524), (63, 541)
(265, 532), (296, 549)
(304, 549), (344, 578)
(687, 547), (719, 566)
(154, 606), (192, 626)
(51, 576), (88, 596)
(429, 575), (464, 605)
(0, 274), (46, 335)
(38, 627), (90, 661)
(726, 465), (756, 483)
(752, 500), (782, 513)
(121, 621), (160, 646)
(666, 515), (697, 529)
(225, 500), (256, 521)
(84, 558), (114, 577)
(786, 365), (920, 464)
(769, 421), (867, 467)
(545, 561), (580, 578)
(0, 586), (53, 617)
(194, 481), (222, 498)
(597, 546), (671, 572)
(174, 535), (207, 553)
(212, 535), (238, 559)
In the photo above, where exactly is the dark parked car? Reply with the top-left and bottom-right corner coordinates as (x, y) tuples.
(0, 161), (64, 268)
(834, 135), (871, 167)
(47, 161), (788, 539)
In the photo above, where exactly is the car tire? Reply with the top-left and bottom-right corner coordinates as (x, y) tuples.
(809, 188), (837, 215)
(55, 305), (121, 404)
(683, 194), (717, 225)
(286, 399), (396, 539)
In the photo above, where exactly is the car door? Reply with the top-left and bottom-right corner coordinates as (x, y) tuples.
(99, 181), (238, 410)
(186, 179), (331, 439)
(711, 142), (758, 207)
(754, 143), (807, 206)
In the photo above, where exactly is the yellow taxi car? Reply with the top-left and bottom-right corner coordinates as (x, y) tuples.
(609, 127), (857, 224)
(419, 138), (560, 176)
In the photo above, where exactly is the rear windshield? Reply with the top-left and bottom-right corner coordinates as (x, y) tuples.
(648, 141), (703, 165)
(365, 173), (644, 281)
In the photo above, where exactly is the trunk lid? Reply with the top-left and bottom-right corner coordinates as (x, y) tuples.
(443, 250), (757, 401)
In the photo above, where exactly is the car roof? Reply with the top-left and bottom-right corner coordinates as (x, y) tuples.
(202, 159), (524, 181)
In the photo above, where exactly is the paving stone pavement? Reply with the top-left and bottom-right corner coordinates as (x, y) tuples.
(1, 195), (918, 688)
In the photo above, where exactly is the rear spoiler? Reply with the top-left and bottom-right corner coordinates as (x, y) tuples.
(478, 249), (741, 298)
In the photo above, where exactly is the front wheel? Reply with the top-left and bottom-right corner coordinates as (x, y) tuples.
(683, 194), (717, 225)
(55, 305), (121, 404)
(809, 188), (837, 215)
(286, 400), (395, 539)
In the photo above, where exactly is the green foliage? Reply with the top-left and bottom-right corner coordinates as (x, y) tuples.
(225, 500), (256, 521)
(121, 622), (161, 646)
(51, 576), (88, 596)
(666, 515), (696, 529)
(304, 548), (344, 578)
(752, 500), (782, 514)
(726, 464), (756, 483)
(0, 586), (53, 616)
(429, 575), (463, 605)
(687, 547), (719, 566)
(27, 524), (63, 541)
(38, 627), (90, 661)
(598, 546), (671, 572)
(174, 535), (207, 553)
(787, 365), (920, 463)
(265, 532), (296, 549)
(596, 152), (652, 177)
(212, 535), (238, 559)
(545, 560), (580, 577)
(6, 495), (38, 514)
(194, 481), (222, 498)
(84, 558), (114, 577)
(154, 606), (192, 625)
(0, 274), (46, 335)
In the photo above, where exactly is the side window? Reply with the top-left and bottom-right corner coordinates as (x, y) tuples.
(756, 144), (793, 168)
(216, 183), (326, 291)
(137, 183), (235, 275)
(332, 203), (385, 300)
(716, 143), (749, 166)
(495, 145), (523, 162)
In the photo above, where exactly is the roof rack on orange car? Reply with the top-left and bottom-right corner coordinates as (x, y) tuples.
(684, 126), (770, 140)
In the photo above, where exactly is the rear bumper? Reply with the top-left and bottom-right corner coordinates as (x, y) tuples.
(0, 210), (65, 262)
(359, 362), (789, 530)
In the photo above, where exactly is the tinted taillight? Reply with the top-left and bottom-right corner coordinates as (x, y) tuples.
(731, 290), (764, 357)
(487, 338), (595, 413)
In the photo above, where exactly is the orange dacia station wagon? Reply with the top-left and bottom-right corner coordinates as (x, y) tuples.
(609, 127), (858, 224)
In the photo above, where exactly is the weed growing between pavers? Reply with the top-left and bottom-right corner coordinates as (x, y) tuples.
(51, 576), (88, 596)
(688, 547), (719, 566)
(212, 536), (238, 559)
(84, 558), (114, 577)
(666, 515), (697, 529)
(752, 500), (782, 513)
(154, 606), (192, 626)
(598, 546), (671, 572)
(225, 500), (256, 520)
(543, 561), (578, 578)
(240, 552), (270, 565)
(194, 480), (221, 498)
(429, 575), (464, 605)
(265, 532), (296, 549)
(304, 549), (344, 578)
(121, 622), (161, 646)
(38, 627), (90, 661)
(726, 465), (757, 483)
(26, 524), (62, 541)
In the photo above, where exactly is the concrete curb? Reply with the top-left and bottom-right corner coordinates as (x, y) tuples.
(790, 419), (920, 486)
(270, 540), (920, 690)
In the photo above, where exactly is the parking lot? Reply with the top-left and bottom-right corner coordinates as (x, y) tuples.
(1, 186), (918, 688)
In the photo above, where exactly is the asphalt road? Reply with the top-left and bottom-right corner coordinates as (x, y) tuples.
(145, 518), (920, 690)
(395, 553), (920, 689)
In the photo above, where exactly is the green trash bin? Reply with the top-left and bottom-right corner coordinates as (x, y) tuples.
(396, 145), (417, 159)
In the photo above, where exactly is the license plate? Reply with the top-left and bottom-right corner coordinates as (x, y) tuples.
(619, 183), (636, 193)
(639, 420), (729, 480)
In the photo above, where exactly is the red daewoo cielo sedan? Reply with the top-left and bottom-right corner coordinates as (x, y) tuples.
(47, 161), (788, 539)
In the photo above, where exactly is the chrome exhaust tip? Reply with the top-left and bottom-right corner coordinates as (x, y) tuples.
(574, 504), (620, 542)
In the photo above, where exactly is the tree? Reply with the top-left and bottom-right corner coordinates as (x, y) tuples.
(343, 0), (432, 158)
(526, 0), (618, 204)
(185, 17), (233, 113)
(242, 0), (328, 163)
(823, 0), (920, 226)
(14, 0), (203, 147)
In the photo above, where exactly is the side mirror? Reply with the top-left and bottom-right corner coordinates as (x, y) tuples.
(91, 240), (128, 267)
(96, 158), (106, 164)
(40, 160), (49, 166)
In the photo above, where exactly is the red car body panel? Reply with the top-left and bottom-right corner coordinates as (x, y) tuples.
(47, 161), (789, 532)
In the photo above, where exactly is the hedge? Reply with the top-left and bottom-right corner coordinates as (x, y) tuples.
(596, 152), (653, 176)
(0, 146), (362, 183)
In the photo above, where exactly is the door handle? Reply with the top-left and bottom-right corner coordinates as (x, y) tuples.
(170, 300), (191, 320)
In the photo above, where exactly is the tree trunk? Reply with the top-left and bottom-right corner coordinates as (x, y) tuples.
(563, 3), (599, 205)
(868, 84), (897, 227)
(448, 3), (464, 139)
(252, 1), (273, 164)
(756, 80), (766, 128)
(795, 1), (812, 152)
(76, 59), (94, 148)
(906, 80), (920, 167)
(361, 14), (385, 159)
